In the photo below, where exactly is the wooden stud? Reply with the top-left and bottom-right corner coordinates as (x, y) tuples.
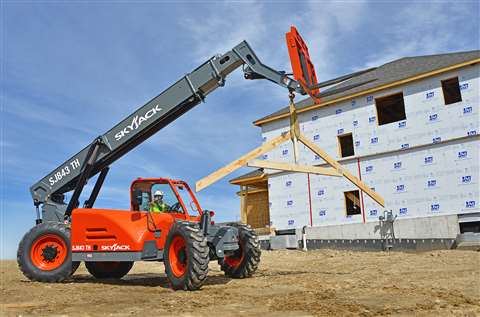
(298, 133), (385, 206)
(289, 99), (300, 163)
(247, 159), (340, 177)
(195, 132), (291, 192)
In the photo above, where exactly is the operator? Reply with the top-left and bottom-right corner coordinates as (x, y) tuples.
(149, 190), (169, 212)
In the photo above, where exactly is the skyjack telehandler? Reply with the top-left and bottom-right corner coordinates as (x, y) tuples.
(17, 27), (377, 290)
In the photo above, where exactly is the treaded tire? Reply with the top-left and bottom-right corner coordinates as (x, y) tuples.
(17, 222), (75, 283)
(218, 223), (261, 278)
(164, 221), (209, 291)
(85, 261), (133, 279)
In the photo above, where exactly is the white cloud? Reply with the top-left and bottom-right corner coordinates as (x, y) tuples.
(361, 2), (479, 69)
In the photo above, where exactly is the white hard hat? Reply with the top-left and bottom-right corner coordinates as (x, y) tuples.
(154, 190), (164, 196)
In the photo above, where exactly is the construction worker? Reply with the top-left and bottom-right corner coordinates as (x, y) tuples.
(149, 190), (169, 212)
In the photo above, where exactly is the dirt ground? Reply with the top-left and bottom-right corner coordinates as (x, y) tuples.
(1, 249), (479, 317)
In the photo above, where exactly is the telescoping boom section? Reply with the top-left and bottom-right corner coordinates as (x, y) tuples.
(31, 41), (304, 222)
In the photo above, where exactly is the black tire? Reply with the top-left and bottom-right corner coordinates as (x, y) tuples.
(85, 261), (133, 279)
(164, 221), (209, 291)
(218, 223), (261, 278)
(17, 222), (75, 283)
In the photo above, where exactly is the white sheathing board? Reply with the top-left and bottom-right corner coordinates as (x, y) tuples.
(309, 160), (363, 226)
(260, 64), (479, 164)
(268, 172), (310, 230)
(360, 137), (479, 222)
(258, 64), (479, 231)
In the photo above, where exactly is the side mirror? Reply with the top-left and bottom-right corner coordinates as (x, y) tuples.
(132, 189), (143, 210)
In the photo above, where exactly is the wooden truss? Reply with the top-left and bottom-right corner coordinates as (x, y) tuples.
(196, 95), (385, 207)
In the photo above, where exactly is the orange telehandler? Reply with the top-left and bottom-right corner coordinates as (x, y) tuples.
(18, 27), (369, 290)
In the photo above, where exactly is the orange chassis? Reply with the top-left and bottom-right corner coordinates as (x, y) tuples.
(70, 178), (234, 262)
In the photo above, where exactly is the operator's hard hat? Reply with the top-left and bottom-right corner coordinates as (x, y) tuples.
(154, 190), (164, 196)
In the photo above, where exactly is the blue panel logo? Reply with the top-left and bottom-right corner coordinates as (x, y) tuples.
(396, 184), (405, 192)
(314, 155), (320, 160)
(431, 204), (440, 212)
(460, 83), (468, 90)
(371, 137), (378, 144)
(429, 114), (438, 121)
(337, 128), (344, 135)
(367, 96), (373, 102)
(262, 136), (267, 142)
(399, 207), (408, 215)
(355, 141), (360, 147)
(368, 116), (376, 123)
(432, 137), (441, 143)
(398, 121), (406, 128)
(466, 201), (476, 208)
(467, 130), (477, 136)
(313, 134), (320, 141)
(282, 149), (289, 156)
(353, 120), (358, 127)
(427, 180), (436, 187)
(394, 161), (402, 169)
(369, 209), (377, 216)
(351, 100), (356, 106)
(401, 143), (409, 149)
(462, 175), (471, 183)
(285, 180), (292, 187)
(288, 219), (295, 225)
(426, 91), (434, 99)
(424, 156), (433, 164)
(317, 189), (325, 196)
(458, 151), (467, 158)
(366, 165), (373, 173)
(287, 200), (293, 206)
(319, 209), (326, 216)
(312, 115), (319, 121)
(262, 154), (268, 160)
(463, 106), (472, 114)
(336, 109), (342, 114)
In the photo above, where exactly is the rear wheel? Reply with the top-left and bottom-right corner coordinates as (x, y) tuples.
(85, 261), (133, 279)
(17, 222), (75, 282)
(218, 223), (261, 278)
(164, 222), (209, 290)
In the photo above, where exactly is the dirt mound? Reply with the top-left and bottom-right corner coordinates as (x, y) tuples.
(1, 249), (479, 316)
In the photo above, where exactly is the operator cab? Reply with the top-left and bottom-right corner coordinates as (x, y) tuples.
(130, 178), (201, 218)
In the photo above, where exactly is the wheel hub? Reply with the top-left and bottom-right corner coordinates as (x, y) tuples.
(41, 245), (58, 262)
(177, 249), (187, 264)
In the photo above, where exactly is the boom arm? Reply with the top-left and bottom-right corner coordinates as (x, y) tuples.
(30, 41), (304, 221)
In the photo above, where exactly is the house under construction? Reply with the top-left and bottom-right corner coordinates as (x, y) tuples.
(231, 50), (480, 250)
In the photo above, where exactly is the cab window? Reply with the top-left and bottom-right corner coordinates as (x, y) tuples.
(174, 184), (200, 217)
(151, 183), (184, 213)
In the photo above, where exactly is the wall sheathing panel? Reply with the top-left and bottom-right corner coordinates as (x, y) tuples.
(262, 65), (479, 231)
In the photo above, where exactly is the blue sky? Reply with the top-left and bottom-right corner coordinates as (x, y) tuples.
(1, 1), (479, 259)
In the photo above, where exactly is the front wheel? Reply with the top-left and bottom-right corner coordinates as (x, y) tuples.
(164, 222), (209, 290)
(17, 222), (75, 282)
(218, 223), (261, 278)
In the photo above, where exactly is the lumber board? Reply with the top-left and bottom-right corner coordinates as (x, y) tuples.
(195, 132), (291, 192)
(298, 133), (385, 207)
(247, 160), (341, 177)
(289, 100), (300, 163)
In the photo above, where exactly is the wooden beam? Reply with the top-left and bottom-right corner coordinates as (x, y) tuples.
(247, 160), (341, 177)
(288, 98), (300, 163)
(297, 133), (385, 207)
(345, 191), (360, 207)
(195, 132), (291, 192)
